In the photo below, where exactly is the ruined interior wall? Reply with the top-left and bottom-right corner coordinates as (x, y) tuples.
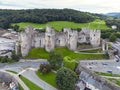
(55, 37), (66, 47)
(69, 31), (78, 50)
(20, 32), (32, 56)
(90, 30), (101, 47)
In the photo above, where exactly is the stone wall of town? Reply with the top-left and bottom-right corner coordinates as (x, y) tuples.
(78, 66), (120, 90)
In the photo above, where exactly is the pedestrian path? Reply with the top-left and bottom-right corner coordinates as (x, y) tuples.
(0, 70), (30, 90)
(21, 69), (57, 90)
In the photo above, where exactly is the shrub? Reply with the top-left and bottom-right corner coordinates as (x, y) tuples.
(39, 64), (51, 74)
(63, 56), (76, 70)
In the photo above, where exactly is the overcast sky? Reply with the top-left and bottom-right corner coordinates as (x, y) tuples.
(0, 0), (119, 13)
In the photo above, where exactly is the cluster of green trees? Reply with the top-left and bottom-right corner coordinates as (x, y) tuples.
(101, 29), (118, 42)
(38, 51), (79, 90)
(100, 15), (120, 41)
(105, 19), (120, 30)
(0, 56), (12, 63)
(0, 9), (96, 29)
(0, 51), (20, 63)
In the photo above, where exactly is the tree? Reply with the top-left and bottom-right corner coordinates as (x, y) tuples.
(13, 25), (19, 32)
(48, 51), (63, 69)
(11, 51), (20, 62)
(109, 34), (117, 42)
(39, 64), (51, 74)
(56, 67), (78, 90)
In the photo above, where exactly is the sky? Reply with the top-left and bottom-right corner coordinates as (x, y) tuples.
(0, 0), (120, 14)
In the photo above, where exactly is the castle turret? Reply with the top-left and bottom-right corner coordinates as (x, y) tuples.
(90, 29), (101, 47)
(45, 25), (55, 52)
(63, 28), (78, 50)
(20, 26), (34, 56)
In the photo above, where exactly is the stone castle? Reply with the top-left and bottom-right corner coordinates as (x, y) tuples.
(19, 25), (101, 56)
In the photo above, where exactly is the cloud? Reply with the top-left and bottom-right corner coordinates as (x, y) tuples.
(0, 0), (120, 13)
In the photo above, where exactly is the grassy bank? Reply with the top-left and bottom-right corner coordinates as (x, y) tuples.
(6, 70), (18, 74)
(79, 48), (103, 53)
(20, 75), (43, 90)
(25, 47), (108, 60)
(18, 83), (24, 90)
(25, 48), (48, 59)
(108, 78), (120, 86)
(94, 71), (120, 77)
(36, 70), (57, 88)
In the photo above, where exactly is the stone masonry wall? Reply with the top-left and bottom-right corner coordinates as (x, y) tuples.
(78, 66), (120, 90)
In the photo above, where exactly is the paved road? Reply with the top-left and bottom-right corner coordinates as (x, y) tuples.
(21, 68), (57, 90)
(0, 70), (29, 90)
(0, 59), (47, 72)
(80, 60), (120, 74)
(0, 59), (48, 90)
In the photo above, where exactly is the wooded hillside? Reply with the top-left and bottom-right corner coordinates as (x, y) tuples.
(0, 9), (96, 28)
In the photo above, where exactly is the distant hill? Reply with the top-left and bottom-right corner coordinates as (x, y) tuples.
(105, 12), (120, 17)
(0, 9), (97, 29)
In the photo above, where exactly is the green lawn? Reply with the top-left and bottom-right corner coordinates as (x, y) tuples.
(25, 47), (108, 60)
(108, 78), (120, 86)
(18, 83), (24, 90)
(55, 47), (107, 60)
(25, 48), (49, 59)
(20, 75), (43, 90)
(80, 48), (103, 53)
(94, 71), (120, 77)
(12, 19), (110, 31)
(36, 70), (57, 88)
(6, 70), (18, 74)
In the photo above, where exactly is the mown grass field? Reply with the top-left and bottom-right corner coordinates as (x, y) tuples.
(36, 70), (57, 88)
(12, 19), (110, 31)
(25, 47), (108, 60)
